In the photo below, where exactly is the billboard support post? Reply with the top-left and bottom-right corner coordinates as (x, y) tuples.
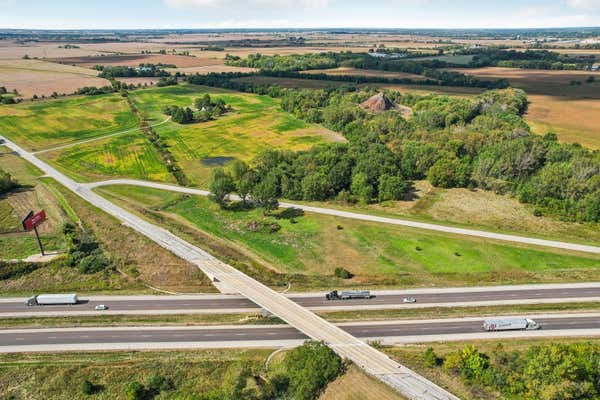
(33, 225), (45, 256)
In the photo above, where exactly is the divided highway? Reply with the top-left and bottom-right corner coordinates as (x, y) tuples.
(4, 283), (600, 317)
(2, 314), (600, 352)
(1, 136), (459, 400)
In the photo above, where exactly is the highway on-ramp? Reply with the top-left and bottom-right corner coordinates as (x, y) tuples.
(4, 283), (600, 317)
(1, 135), (460, 400)
(2, 313), (600, 352)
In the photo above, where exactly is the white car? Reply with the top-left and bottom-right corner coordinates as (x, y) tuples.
(402, 297), (416, 303)
(94, 304), (109, 310)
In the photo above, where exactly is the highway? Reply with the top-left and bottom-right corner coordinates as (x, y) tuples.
(4, 283), (600, 317)
(2, 314), (600, 352)
(1, 135), (460, 400)
(87, 178), (600, 255)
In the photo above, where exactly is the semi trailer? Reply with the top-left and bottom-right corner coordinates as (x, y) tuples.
(25, 293), (79, 306)
(326, 290), (372, 300)
(483, 318), (540, 331)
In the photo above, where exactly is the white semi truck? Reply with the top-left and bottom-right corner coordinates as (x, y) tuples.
(325, 290), (372, 300)
(483, 318), (540, 331)
(25, 293), (79, 306)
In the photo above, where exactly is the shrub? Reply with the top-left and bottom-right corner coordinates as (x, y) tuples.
(81, 380), (102, 395)
(334, 267), (353, 279)
(424, 347), (441, 367)
(124, 381), (146, 400)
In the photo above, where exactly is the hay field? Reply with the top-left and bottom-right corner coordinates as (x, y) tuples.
(0, 59), (109, 98)
(42, 131), (175, 183)
(0, 93), (137, 151)
(129, 84), (344, 186)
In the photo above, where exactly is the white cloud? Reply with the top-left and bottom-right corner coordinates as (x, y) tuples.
(566, 0), (600, 10)
(164, 0), (330, 9)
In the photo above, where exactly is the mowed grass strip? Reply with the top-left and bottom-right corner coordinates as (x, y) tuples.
(0, 93), (137, 151)
(41, 131), (175, 183)
(99, 185), (600, 288)
(129, 84), (343, 186)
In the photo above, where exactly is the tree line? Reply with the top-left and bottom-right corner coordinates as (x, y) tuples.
(95, 63), (171, 78)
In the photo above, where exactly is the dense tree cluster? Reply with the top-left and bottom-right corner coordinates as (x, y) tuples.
(95, 63), (171, 78)
(199, 72), (599, 223)
(429, 342), (600, 399)
(164, 93), (230, 124)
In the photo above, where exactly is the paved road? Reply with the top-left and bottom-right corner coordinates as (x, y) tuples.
(4, 285), (600, 316)
(1, 136), (458, 400)
(87, 179), (600, 254)
(2, 314), (600, 349)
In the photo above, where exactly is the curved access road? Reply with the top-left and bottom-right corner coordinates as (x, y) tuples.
(86, 179), (600, 254)
(2, 313), (600, 353)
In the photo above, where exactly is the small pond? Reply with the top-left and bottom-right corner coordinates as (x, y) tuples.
(201, 156), (236, 166)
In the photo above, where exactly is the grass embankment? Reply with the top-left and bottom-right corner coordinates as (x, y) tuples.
(319, 365), (406, 400)
(0, 93), (137, 151)
(99, 185), (600, 290)
(0, 349), (272, 399)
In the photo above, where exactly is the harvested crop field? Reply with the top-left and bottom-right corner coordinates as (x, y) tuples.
(49, 54), (220, 68)
(526, 94), (600, 149)
(0, 59), (109, 98)
(303, 67), (428, 81)
(446, 67), (600, 98)
(0, 41), (103, 60)
(170, 65), (257, 74)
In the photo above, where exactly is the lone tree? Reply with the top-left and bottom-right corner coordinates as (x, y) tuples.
(251, 173), (280, 214)
(209, 167), (235, 207)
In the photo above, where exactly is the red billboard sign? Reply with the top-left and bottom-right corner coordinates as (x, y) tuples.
(22, 210), (46, 231)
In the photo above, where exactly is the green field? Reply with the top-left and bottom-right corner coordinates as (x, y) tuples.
(99, 185), (600, 288)
(129, 84), (343, 186)
(0, 94), (137, 151)
(42, 131), (175, 182)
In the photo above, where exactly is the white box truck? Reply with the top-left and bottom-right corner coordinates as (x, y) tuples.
(25, 294), (79, 306)
(326, 290), (372, 300)
(483, 318), (540, 331)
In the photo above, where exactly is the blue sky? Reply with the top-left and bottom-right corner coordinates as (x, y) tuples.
(2, 0), (600, 29)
